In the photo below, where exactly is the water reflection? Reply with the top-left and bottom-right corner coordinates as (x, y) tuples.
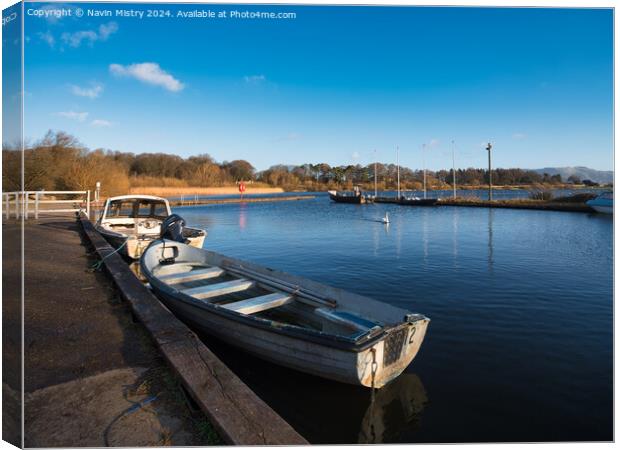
(199, 333), (428, 444)
(358, 373), (428, 444)
(238, 203), (248, 229)
(488, 208), (494, 271)
(452, 207), (459, 268)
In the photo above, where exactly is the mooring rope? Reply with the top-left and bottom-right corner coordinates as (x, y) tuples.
(90, 239), (128, 271)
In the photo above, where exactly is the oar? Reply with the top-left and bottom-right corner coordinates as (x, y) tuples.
(226, 264), (337, 308)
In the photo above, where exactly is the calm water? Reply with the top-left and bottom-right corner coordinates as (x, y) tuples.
(173, 193), (613, 443)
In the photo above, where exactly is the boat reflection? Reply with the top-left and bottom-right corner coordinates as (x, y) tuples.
(198, 332), (427, 444)
(358, 373), (428, 444)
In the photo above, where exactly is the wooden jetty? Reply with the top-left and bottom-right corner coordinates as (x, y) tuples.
(438, 198), (595, 213)
(374, 197), (438, 206)
(79, 213), (308, 445)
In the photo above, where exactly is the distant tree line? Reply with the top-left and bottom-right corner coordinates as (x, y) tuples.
(2, 131), (257, 196)
(2, 130), (578, 196)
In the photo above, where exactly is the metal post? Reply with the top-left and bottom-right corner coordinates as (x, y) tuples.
(423, 144), (427, 199)
(35, 192), (39, 219)
(5, 193), (9, 220)
(24, 192), (29, 220)
(396, 146), (400, 199)
(452, 140), (457, 199)
(14, 192), (19, 219)
(374, 149), (377, 197)
(486, 142), (493, 201)
(86, 190), (91, 219)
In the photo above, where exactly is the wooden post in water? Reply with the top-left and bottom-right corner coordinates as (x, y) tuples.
(486, 142), (493, 201)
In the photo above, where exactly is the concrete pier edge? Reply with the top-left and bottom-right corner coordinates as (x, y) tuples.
(78, 213), (309, 446)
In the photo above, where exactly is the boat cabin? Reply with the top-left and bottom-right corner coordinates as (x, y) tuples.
(98, 195), (172, 236)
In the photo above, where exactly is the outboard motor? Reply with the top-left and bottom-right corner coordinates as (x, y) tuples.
(160, 214), (190, 244)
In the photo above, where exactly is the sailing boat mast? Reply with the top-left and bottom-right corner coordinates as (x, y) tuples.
(374, 149), (378, 197)
(396, 146), (400, 199)
(422, 143), (427, 199)
(451, 140), (457, 199)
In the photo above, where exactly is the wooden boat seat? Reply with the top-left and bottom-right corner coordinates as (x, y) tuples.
(160, 267), (224, 284)
(221, 292), (293, 315)
(315, 308), (381, 331)
(181, 278), (255, 300)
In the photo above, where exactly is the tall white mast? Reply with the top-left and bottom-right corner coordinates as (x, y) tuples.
(422, 143), (427, 199)
(374, 149), (378, 197)
(396, 145), (400, 198)
(452, 140), (457, 199)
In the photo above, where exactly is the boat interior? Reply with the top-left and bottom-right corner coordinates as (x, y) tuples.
(152, 259), (385, 341)
(99, 199), (170, 236)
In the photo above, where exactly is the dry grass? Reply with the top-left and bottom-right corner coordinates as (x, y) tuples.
(129, 185), (284, 197)
(129, 176), (189, 188)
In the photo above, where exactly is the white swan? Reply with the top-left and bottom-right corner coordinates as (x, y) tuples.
(381, 212), (390, 224)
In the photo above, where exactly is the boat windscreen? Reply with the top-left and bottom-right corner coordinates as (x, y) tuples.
(108, 200), (169, 219)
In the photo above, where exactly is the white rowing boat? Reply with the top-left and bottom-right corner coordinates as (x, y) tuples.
(141, 239), (429, 388)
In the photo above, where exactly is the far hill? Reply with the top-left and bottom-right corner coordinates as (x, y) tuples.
(533, 166), (613, 184)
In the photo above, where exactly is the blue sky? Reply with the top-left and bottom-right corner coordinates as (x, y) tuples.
(20, 3), (613, 171)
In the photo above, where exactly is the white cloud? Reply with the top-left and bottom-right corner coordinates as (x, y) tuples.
(512, 133), (526, 140)
(110, 63), (184, 92)
(244, 74), (266, 84)
(70, 83), (103, 99)
(55, 111), (89, 122)
(91, 119), (112, 127)
(98, 22), (118, 40)
(428, 138), (440, 148)
(351, 151), (360, 161)
(61, 22), (118, 48)
(38, 31), (55, 47)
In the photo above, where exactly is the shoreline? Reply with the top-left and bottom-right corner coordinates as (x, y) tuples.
(129, 186), (285, 197)
(127, 184), (607, 199)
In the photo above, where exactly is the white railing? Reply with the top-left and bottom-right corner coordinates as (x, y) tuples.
(3, 190), (91, 220)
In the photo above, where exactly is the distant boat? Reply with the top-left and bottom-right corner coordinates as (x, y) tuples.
(141, 238), (430, 388)
(399, 196), (438, 206)
(586, 191), (613, 214)
(95, 195), (206, 259)
(328, 186), (372, 204)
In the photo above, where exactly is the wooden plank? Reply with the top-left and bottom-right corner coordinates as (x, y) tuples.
(222, 292), (293, 315)
(160, 267), (224, 284)
(182, 278), (254, 300)
(78, 213), (308, 445)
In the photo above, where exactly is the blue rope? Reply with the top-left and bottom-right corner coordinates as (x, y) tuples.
(91, 239), (128, 270)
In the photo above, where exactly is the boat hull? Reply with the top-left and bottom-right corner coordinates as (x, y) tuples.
(328, 191), (366, 204)
(153, 287), (428, 388)
(96, 226), (206, 259)
(590, 205), (613, 214)
(399, 198), (438, 206)
(141, 241), (429, 388)
(586, 193), (613, 214)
